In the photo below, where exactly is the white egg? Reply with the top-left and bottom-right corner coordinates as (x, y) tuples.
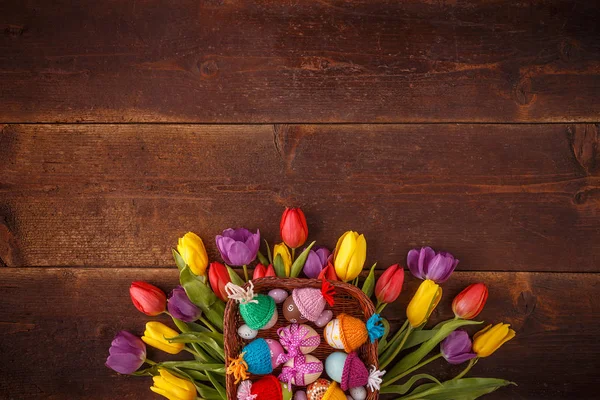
(269, 288), (289, 303)
(237, 324), (258, 340)
(349, 386), (367, 400)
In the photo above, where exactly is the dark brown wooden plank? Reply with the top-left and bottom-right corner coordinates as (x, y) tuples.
(0, 268), (597, 399)
(1, 123), (599, 271)
(1, 1), (599, 123)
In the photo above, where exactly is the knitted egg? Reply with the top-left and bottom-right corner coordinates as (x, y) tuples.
(226, 283), (278, 330)
(324, 314), (384, 352)
(284, 281), (335, 324)
(324, 352), (384, 391)
(306, 379), (347, 400)
(279, 354), (323, 388)
(236, 376), (293, 400)
(228, 338), (285, 381)
(277, 324), (320, 358)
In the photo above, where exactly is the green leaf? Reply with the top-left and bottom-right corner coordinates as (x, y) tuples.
(290, 241), (316, 277)
(273, 253), (286, 277)
(264, 239), (273, 264)
(361, 262), (377, 297)
(403, 329), (439, 350)
(380, 374), (442, 395)
(387, 319), (482, 377)
(173, 249), (187, 271)
(257, 250), (269, 266)
(206, 370), (227, 400)
(226, 265), (245, 286)
(180, 266), (225, 331)
(158, 361), (226, 373)
(397, 378), (516, 400)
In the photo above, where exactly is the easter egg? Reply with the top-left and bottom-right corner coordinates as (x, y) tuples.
(282, 355), (323, 386)
(314, 310), (333, 328)
(283, 296), (309, 324)
(324, 319), (345, 350)
(325, 352), (347, 383)
(281, 382), (293, 400)
(266, 339), (285, 368)
(294, 390), (308, 400)
(306, 378), (330, 400)
(269, 288), (289, 303)
(346, 396), (354, 400)
(279, 324), (320, 354)
(237, 324), (258, 340)
(349, 386), (367, 400)
(263, 309), (279, 329)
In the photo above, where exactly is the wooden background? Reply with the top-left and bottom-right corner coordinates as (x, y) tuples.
(1, 1), (599, 399)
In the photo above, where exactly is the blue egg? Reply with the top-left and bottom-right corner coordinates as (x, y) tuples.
(325, 352), (348, 383)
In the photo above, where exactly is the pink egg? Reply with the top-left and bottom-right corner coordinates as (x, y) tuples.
(266, 338), (285, 368)
(314, 310), (333, 328)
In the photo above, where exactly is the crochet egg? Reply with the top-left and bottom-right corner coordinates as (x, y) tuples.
(324, 314), (384, 352)
(283, 296), (309, 324)
(226, 283), (278, 330)
(306, 379), (347, 400)
(324, 352), (384, 391)
(229, 338), (285, 379)
(284, 281), (335, 324)
(236, 376), (292, 400)
(280, 354), (323, 387)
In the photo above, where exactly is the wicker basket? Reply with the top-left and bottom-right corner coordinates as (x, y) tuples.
(224, 277), (379, 400)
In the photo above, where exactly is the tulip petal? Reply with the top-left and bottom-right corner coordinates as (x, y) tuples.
(407, 249), (423, 279)
(215, 236), (234, 265)
(225, 241), (253, 266)
(334, 232), (357, 280)
(345, 234), (367, 281)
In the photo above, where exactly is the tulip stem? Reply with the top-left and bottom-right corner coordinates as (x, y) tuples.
(199, 316), (218, 334)
(376, 302), (387, 314)
(145, 359), (157, 366)
(380, 319), (409, 356)
(381, 352), (442, 387)
(242, 264), (249, 282)
(452, 357), (478, 380)
(380, 326), (413, 370)
(291, 247), (296, 263)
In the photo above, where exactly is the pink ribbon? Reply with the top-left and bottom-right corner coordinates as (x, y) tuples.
(278, 354), (323, 390)
(276, 324), (321, 365)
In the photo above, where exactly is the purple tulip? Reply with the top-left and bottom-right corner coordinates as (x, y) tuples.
(215, 228), (260, 266)
(168, 286), (202, 322)
(441, 330), (477, 365)
(303, 246), (331, 278)
(105, 331), (147, 374)
(407, 247), (459, 283)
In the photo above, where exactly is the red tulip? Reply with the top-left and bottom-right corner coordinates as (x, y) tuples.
(265, 264), (276, 277)
(452, 283), (488, 319)
(318, 262), (338, 281)
(280, 207), (308, 249)
(130, 281), (166, 316)
(208, 261), (231, 302)
(375, 264), (405, 304)
(253, 263), (277, 279)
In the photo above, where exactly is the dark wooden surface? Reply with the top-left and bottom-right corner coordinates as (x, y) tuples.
(1, 0), (599, 399)
(1, 0), (600, 123)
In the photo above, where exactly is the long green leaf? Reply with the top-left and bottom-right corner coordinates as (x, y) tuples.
(180, 266), (225, 331)
(361, 262), (377, 297)
(387, 320), (482, 377)
(397, 378), (516, 400)
(226, 265), (245, 286)
(290, 241), (316, 277)
(273, 253), (286, 277)
(403, 329), (439, 350)
(380, 374), (442, 395)
(257, 250), (270, 266)
(264, 239), (273, 264)
(173, 249), (187, 271)
(207, 370), (227, 400)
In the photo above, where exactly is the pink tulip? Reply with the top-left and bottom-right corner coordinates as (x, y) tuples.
(375, 264), (405, 304)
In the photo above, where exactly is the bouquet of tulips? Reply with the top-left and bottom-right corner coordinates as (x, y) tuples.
(106, 207), (516, 400)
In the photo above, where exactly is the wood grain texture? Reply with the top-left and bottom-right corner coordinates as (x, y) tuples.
(1, 123), (599, 271)
(0, 268), (597, 399)
(1, 0), (599, 123)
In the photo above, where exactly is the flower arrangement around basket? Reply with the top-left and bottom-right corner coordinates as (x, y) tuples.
(106, 207), (516, 400)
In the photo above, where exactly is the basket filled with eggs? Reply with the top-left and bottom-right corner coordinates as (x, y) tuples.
(223, 277), (384, 400)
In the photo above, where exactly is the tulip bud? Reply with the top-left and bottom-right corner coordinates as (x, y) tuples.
(375, 264), (405, 304)
(265, 264), (276, 277)
(273, 242), (292, 276)
(177, 232), (209, 276)
(141, 322), (184, 355)
(303, 246), (331, 278)
(253, 263), (266, 279)
(318, 262), (338, 281)
(216, 228), (260, 266)
(406, 279), (442, 328)
(452, 283), (488, 319)
(333, 231), (367, 282)
(105, 331), (147, 374)
(129, 281), (166, 316)
(472, 323), (516, 357)
(168, 286), (202, 322)
(440, 330), (477, 365)
(208, 262), (232, 302)
(280, 207), (308, 249)
(151, 369), (197, 400)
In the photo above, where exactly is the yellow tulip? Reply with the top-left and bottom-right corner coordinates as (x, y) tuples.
(333, 231), (367, 281)
(151, 369), (196, 400)
(273, 242), (292, 276)
(406, 279), (442, 328)
(142, 321), (184, 355)
(472, 323), (516, 357)
(177, 232), (208, 276)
